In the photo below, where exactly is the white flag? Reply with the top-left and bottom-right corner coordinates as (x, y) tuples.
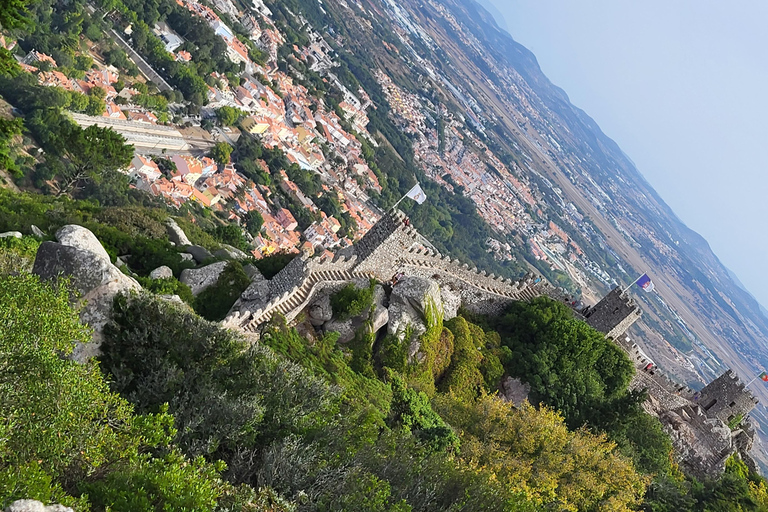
(405, 183), (427, 204)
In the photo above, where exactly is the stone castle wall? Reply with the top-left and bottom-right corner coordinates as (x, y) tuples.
(223, 207), (759, 478)
(696, 369), (759, 424)
(233, 209), (543, 331)
(583, 286), (641, 339)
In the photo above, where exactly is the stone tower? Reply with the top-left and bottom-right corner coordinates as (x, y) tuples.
(696, 369), (758, 424)
(583, 286), (642, 339)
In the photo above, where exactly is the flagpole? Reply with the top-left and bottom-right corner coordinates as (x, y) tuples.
(622, 272), (646, 294)
(391, 182), (420, 211)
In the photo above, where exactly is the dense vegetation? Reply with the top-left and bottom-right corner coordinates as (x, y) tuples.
(1, 0), (768, 508)
(3, 222), (768, 509)
(0, 273), (290, 510)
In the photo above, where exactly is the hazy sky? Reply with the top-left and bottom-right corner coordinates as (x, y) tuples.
(482, 1), (768, 307)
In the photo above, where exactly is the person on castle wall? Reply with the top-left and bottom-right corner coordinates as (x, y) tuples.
(403, 217), (410, 227)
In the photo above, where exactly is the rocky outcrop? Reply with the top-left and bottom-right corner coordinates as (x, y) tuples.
(500, 377), (531, 407)
(186, 245), (213, 264)
(323, 317), (358, 343)
(32, 225), (140, 361)
(440, 284), (461, 321)
(166, 218), (191, 246)
(214, 244), (249, 260)
(387, 276), (442, 349)
(55, 225), (111, 261)
(149, 265), (173, 280)
(307, 292), (333, 327)
(659, 405), (736, 479)
(30, 225), (45, 239)
(0, 231), (22, 239)
(5, 500), (73, 512)
(370, 284), (389, 333)
(180, 261), (228, 295)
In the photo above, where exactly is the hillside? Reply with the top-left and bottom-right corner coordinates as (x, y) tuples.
(3, 0), (768, 508)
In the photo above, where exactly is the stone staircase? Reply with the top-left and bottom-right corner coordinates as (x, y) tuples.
(242, 268), (375, 332)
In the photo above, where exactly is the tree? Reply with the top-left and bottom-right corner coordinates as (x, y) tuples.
(0, 273), (273, 510)
(489, 296), (635, 428)
(243, 210), (264, 235)
(85, 94), (106, 116)
(434, 393), (648, 511)
(209, 142), (232, 165)
(216, 106), (244, 126)
(56, 125), (133, 197)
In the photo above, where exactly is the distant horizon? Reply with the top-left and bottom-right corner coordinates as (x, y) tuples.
(480, 0), (768, 312)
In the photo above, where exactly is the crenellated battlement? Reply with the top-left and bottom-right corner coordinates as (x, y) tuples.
(232, 209), (544, 331)
(695, 369), (759, 424)
(582, 286), (642, 339)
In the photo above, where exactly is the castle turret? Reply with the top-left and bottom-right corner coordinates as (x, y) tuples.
(696, 369), (758, 424)
(583, 286), (641, 339)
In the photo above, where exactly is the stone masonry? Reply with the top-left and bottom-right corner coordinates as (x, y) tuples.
(221, 207), (760, 477)
(695, 369), (759, 425)
(225, 209), (544, 331)
(582, 286), (642, 339)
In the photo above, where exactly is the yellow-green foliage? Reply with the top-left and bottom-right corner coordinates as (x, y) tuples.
(0, 273), (253, 510)
(439, 317), (484, 401)
(434, 392), (649, 511)
(0, 235), (39, 274)
(404, 296), (448, 396)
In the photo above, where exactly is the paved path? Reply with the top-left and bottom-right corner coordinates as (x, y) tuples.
(109, 28), (173, 92)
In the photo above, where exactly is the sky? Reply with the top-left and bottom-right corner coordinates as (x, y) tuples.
(481, 1), (768, 307)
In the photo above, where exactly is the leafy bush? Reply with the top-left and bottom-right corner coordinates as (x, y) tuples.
(193, 260), (251, 321)
(387, 373), (459, 454)
(0, 236), (40, 274)
(100, 293), (341, 484)
(210, 223), (249, 252)
(438, 317), (484, 401)
(487, 296), (635, 428)
(253, 252), (296, 279)
(331, 280), (375, 320)
(434, 392), (649, 511)
(0, 273), (253, 510)
(136, 275), (194, 304)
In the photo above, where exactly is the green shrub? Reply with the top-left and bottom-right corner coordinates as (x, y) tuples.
(387, 373), (459, 454)
(0, 236), (39, 274)
(253, 252), (296, 279)
(193, 261), (251, 321)
(331, 280), (375, 320)
(136, 276), (194, 304)
(439, 317), (484, 402)
(0, 273), (248, 510)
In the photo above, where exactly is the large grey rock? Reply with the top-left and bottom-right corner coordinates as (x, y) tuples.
(215, 244), (249, 260)
(180, 261), (228, 295)
(0, 231), (22, 239)
(222, 271), (272, 328)
(32, 228), (140, 361)
(186, 245), (213, 264)
(440, 285), (461, 321)
(387, 277), (442, 354)
(5, 500), (73, 512)
(149, 265), (173, 280)
(30, 225), (46, 238)
(323, 317), (357, 344)
(180, 252), (194, 262)
(308, 292), (333, 326)
(55, 225), (110, 261)
(370, 284), (389, 333)
(243, 264), (263, 280)
(500, 377), (531, 407)
(166, 218), (191, 246)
